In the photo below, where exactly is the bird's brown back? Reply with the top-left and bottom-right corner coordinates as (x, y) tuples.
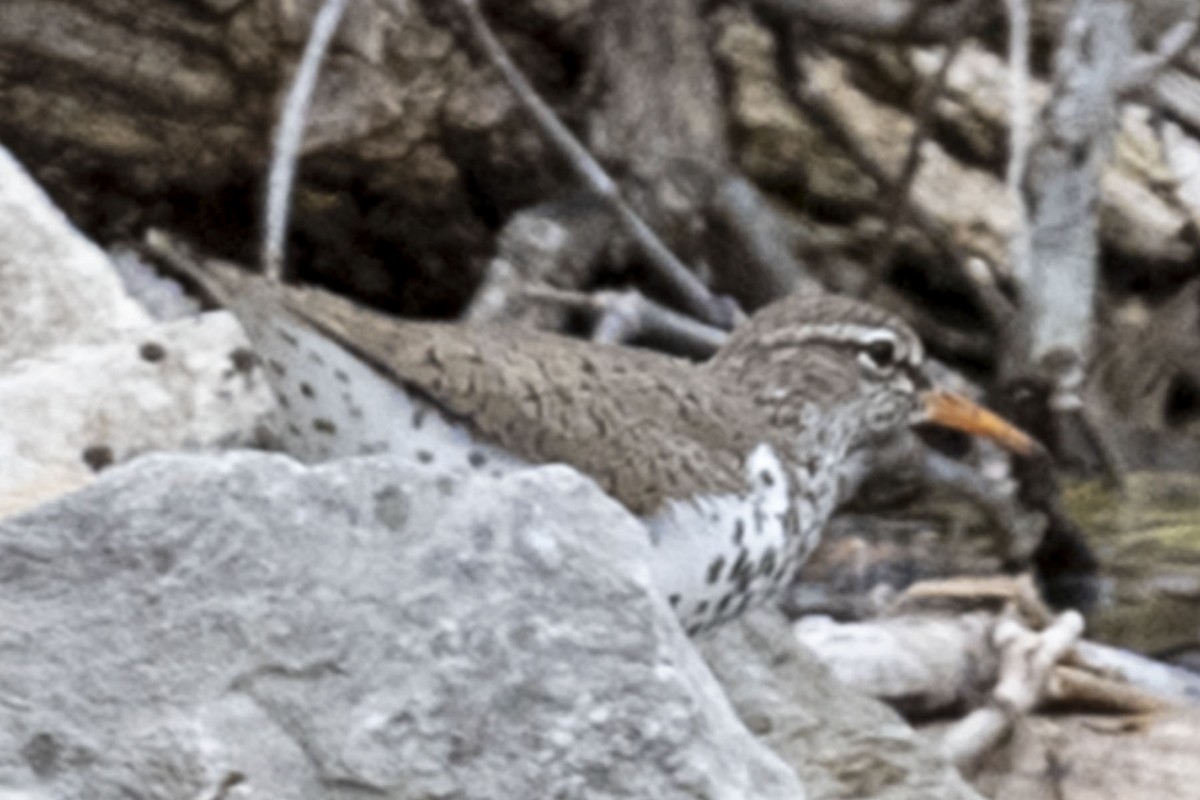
(280, 284), (770, 514)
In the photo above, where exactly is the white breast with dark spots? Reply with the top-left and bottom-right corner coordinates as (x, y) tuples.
(644, 443), (825, 634)
(249, 309), (522, 476)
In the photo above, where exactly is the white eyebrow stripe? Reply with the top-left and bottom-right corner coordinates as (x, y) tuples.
(907, 337), (924, 367)
(758, 323), (924, 366)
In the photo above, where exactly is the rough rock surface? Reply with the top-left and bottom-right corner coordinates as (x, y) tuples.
(0, 314), (276, 518)
(699, 611), (984, 800)
(0, 452), (804, 800)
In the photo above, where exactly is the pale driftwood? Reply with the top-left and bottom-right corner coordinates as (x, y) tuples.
(1121, 10), (1200, 94)
(1006, 0), (1133, 386)
(1003, 0), (1032, 302)
(794, 612), (1001, 716)
(521, 287), (729, 357)
(940, 610), (1084, 772)
(1069, 639), (1200, 707)
(795, 574), (1200, 719)
(463, 199), (614, 327)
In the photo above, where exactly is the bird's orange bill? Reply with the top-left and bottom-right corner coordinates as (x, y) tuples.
(920, 390), (1037, 456)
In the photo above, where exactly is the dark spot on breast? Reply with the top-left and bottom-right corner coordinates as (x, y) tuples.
(299, 382), (315, 398)
(313, 418), (337, 435)
(139, 342), (166, 362)
(349, 405), (364, 420)
(706, 556), (725, 585)
(412, 409), (427, 430)
(730, 549), (749, 583)
(287, 423), (302, 436)
(308, 351), (324, 366)
(267, 358), (286, 377)
(229, 347), (257, 373)
(277, 394), (290, 409)
(759, 469), (775, 487)
(334, 368), (350, 383)
(416, 449), (434, 464)
(717, 592), (735, 614)
(758, 548), (777, 577)
(695, 600), (709, 615)
(735, 593), (754, 616)
(81, 445), (114, 472)
(686, 622), (702, 636)
(668, 593), (681, 608)
(732, 519), (745, 545)
(468, 451), (487, 468)
(279, 330), (299, 347)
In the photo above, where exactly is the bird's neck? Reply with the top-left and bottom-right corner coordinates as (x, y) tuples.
(776, 398), (880, 514)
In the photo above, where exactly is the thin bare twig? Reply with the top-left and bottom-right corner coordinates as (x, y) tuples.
(262, 0), (351, 282)
(1003, 0), (1033, 286)
(709, 174), (821, 305)
(1121, 11), (1200, 95)
(450, 0), (736, 330)
(523, 286), (728, 356)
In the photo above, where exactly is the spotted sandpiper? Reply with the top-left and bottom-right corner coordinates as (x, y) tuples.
(168, 255), (1033, 634)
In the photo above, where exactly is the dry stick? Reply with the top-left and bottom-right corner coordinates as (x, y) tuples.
(523, 285), (728, 356)
(710, 174), (821, 303)
(451, 0), (735, 330)
(262, 0), (351, 282)
(1004, 0), (1130, 488)
(1003, 0), (1032, 287)
(862, 31), (968, 302)
(940, 609), (1085, 773)
(1120, 11), (1200, 95)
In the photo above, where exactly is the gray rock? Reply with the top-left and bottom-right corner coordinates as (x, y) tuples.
(698, 610), (983, 800)
(0, 452), (804, 800)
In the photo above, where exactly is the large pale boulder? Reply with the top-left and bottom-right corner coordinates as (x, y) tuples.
(0, 452), (804, 800)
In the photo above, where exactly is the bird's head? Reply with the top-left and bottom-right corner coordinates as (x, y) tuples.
(708, 292), (1034, 473)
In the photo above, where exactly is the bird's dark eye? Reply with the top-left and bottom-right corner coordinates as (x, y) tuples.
(864, 340), (896, 369)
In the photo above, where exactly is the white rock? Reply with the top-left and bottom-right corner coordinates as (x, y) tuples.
(0, 312), (274, 517)
(0, 148), (150, 364)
